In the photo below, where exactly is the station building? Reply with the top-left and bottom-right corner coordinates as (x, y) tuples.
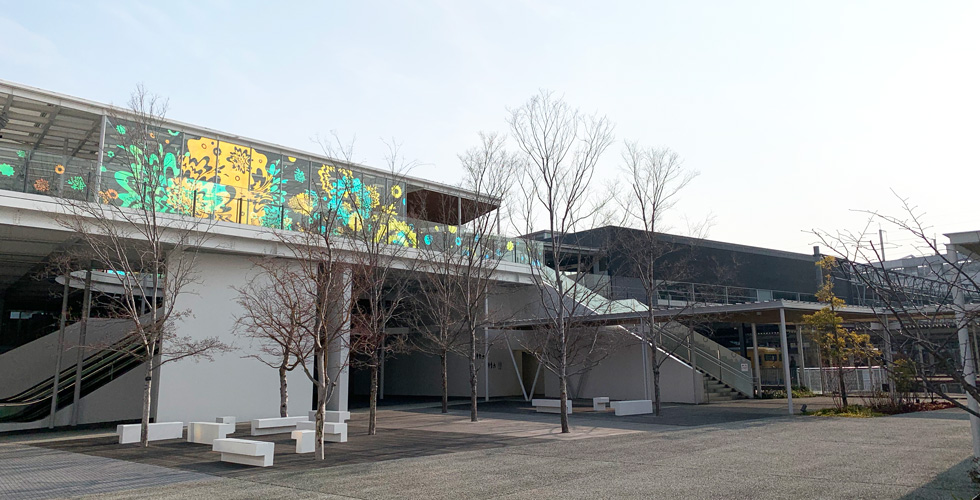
(0, 80), (973, 432)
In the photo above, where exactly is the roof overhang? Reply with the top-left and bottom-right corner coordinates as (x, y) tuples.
(495, 299), (892, 329)
(406, 188), (499, 225)
(945, 230), (980, 260)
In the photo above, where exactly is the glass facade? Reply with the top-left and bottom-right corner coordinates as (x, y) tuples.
(0, 91), (540, 263)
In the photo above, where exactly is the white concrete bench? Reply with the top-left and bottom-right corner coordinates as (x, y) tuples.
(291, 430), (315, 453)
(117, 422), (183, 444)
(593, 397), (610, 411)
(308, 410), (351, 423)
(531, 399), (572, 414)
(296, 420), (348, 442)
(610, 400), (653, 416)
(216, 416), (236, 426)
(212, 438), (274, 467)
(187, 422), (234, 445)
(250, 416), (307, 436)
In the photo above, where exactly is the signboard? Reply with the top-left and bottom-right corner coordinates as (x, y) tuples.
(741, 362), (750, 372)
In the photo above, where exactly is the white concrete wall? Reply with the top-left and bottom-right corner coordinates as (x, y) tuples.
(158, 252), (313, 423)
(378, 345), (524, 398)
(541, 339), (705, 404)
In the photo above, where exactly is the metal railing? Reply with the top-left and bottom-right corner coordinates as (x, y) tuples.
(589, 278), (820, 307)
(653, 325), (755, 397)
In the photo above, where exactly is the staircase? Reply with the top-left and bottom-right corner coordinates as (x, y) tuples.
(539, 268), (753, 399)
(0, 334), (145, 423)
(704, 379), (744, 402)
(0, 316), (148, 424)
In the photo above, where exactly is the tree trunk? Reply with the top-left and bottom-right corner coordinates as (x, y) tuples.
(650, 315), (662, 416)
(469, 328), (479, 422)
(559, 364), (570, 434)
(140, 358), (154, 447)
(279, 364), (288, 418)
(652, 353), (662, 416)
(314, 349), (326, 460)
(837, 360), (848, 408)
(315, 381), (326, 460)
(368, 361), (378, 435)
(440, 351), (448, 413)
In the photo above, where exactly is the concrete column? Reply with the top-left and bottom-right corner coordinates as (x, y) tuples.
(951, 249), (980, 458)
(779, 308), (794, 415)
(484, 326), (490, 402)
(751, 323), (761, 396)
(379, 338), (385, 401)
(326, 267), (352, 413)
(878, 321), (897, 401)
(795, 326), (806, 386)
(50, 273), (72, 428)
(70, 267), (93, 426)
(738, 324), (747, 358)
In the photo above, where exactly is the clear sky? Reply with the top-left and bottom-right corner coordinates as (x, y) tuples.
(3, 1), (978, 256)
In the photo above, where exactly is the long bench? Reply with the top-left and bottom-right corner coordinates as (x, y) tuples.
(531, 399), (572, 414)
(296, 420), (348, 443)
(117, 422), (183, 444)
(250, 416), (307, 436)
(212, 438), (274, 467)
(610, 400), (653, 416)
(187, 422), (234, 445)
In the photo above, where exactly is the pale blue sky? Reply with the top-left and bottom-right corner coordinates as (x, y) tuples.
(3, 1), (978, 255)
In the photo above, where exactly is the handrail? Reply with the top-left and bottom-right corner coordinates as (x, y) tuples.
(536, 267), (753, 397)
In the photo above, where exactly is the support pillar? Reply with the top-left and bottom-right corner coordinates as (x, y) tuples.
(379, 337), (385, 401)
(880, 321), (897, 401)
(484, 293), (490, 402)
(738, 323), (746, 358)
(70, 267), (93, 426)
(795, 326), (806, 387)
(751, 323), (761, 396)
(951, 249), (980, 458)
(779, 308), (794, 415)
(326, 268), (352, 413)
(50, 272), (72, 428)
(484, 326), (490, 402)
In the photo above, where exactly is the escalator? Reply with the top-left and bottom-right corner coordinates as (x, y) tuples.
(0, 335), (145, 423)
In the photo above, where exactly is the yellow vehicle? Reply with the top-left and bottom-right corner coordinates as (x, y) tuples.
(746, 347), (783, 369)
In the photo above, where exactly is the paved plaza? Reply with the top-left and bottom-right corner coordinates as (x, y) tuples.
(0, 398), (976, 499)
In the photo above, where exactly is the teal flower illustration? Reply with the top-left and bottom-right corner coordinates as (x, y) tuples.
(67, 176), (86, 191)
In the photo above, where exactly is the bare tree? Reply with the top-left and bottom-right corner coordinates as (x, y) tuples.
(616, 144), (701, 415)
(345, 141), (419, 435)
(234, 258), (316, 417)
(509, 90), (615, 433)
(411, 132), (518, 419)
(311, 133), (421, 436)
(268, 134), (363, 458)
(55, 85), (227, 447)
(813, 195), (980, 481)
